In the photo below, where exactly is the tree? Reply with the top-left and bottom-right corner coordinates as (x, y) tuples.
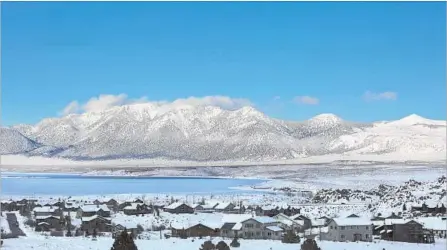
(93, 228), (98, 239)
(199, 240), (216, 250)
(301, 238), (321, 250)
(216, 241), (230, 250)
(282, 230), (300, 243)
(403, 203), (407, 211)
(230, 234), (240, 248)
(111, 230), (139, 250)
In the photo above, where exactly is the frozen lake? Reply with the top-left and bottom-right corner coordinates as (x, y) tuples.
(0, 172), (265, 196)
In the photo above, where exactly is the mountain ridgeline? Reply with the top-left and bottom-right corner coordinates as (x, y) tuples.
(2, 104), (446, 162)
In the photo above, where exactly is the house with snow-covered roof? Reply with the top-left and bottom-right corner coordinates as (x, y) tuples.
(215, 202), (236, 212)
(322, 217), (373, 242)
(80, 215), (112, 234)
(238, 216), (283, 240)
(77, 204), (110, 218)
(375, 219), (431, 243)
(164, 202), (194, 214)
(33, 206), (62, 217)
(416, 217), (447, 238)
(273, 213), (304, 232)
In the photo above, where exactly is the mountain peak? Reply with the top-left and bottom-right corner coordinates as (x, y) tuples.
(393, 114), (439, 126)
(309, 113), (343, 123)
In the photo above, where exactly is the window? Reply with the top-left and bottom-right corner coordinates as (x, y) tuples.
(341, 235), (345, 239)
(330, 226), (333, 229)
(267, 232), (271, 236)
(335, 227), (337, 229)
(366, 234), (369, 239)
(351, 226), (354, 229)
(340, 226), (345, 230)
(366, 226), (369, 230)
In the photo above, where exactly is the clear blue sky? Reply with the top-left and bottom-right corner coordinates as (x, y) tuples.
(2, 2), (446, 125)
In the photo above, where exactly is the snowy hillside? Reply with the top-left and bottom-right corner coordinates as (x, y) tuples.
(4, 104), (446, 163)
(0, 128), (40, 155)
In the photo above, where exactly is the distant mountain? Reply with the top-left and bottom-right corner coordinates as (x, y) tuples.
(5, 104), (446, 162)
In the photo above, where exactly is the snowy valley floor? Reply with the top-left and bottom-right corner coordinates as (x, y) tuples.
(2, 237), (446, 250)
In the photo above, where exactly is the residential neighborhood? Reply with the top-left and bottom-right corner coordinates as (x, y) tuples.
(1, 196), (446, 246)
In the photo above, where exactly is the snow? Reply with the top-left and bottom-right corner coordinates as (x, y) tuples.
(250, 216), (278, 224)
(2, 237), (446, 250)
(1, 213), (11, 235)
(80, 204), (110, 212)
(416, 217), (447, 231)
(266, 226), (283, 232)
(332, 218), (373, 226)
(2, 104), (445, 165)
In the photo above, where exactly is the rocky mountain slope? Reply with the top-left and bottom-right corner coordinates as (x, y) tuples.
(3, 104), (446, 162)
(312, 176), (447, 214)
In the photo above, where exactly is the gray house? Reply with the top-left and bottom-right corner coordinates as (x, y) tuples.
(322, 217), (373, 242)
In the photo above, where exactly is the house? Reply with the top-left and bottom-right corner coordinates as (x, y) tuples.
(35, 216), (62, 231)
(134, 199), (144, 204)
(103, 199), (119, 211)
(77, 205), (111, 218)
(171, 223), (220, 238)
(191, 204), (205, 212)
(417, 217), (447, 238)
(80, 215), (112, 234)
(164, 202), (194, 214)
(379, 219), (431, 243)
(273, 213), (304, 232)
(33, 206), (62, 217)
(322, 217), (373, 242)
(385, 212), (403, 219)
(113, 221), (143, 238)
(215, 203), (236, 213)
(290, 214), (312, 231)
(256, 205), (281, 217)
(123, 203), (151, 216)
(118, 202), (133, 211)
(239, 217), (283, 240)
(411, 202), (446, 214)
(220, 214), (253, 238)
(220, 223), (237, 238)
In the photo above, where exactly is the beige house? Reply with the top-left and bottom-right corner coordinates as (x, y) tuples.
(322, 218), (373, 242)
(239, 217), (283, 240)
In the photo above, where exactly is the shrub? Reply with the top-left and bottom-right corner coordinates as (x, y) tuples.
(301, 238), (321, 250)
(282, 230), (300, 243)
(230, 235), (240, 248)
(216, 241), (230, 250)
(199, 240), (215, 250)
(111, 230), (138, 250)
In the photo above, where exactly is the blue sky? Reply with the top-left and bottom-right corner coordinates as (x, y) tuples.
(2, 2), (446, 125)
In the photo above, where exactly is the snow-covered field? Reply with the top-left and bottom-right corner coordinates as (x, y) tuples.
(2, 237), (446, 250)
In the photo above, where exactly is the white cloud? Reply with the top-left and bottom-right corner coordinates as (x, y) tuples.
(293, 96), (320, 105)
(363, 91), (397, 101)
(60, 101), (80, 116)
(60, 94), (253, 116)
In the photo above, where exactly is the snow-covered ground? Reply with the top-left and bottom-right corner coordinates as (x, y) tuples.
(2, 237), (446, 250)
(1, 213), (11, 235)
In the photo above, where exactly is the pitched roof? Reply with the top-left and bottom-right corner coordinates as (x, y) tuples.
(221, 223), (236, 230)
(81, 204), (110, 212)
(242, 216), (277, 224)
(332, 218), (373, 226)
(215, 202), (233, 210)
(33, 207), (59, 213)
(266, 226), (283, 232)
(81, 215), (111, 222)
(164, 202), (190, 210)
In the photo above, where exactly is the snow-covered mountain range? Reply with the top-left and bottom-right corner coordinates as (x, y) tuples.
(2, 104), (446, 163)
